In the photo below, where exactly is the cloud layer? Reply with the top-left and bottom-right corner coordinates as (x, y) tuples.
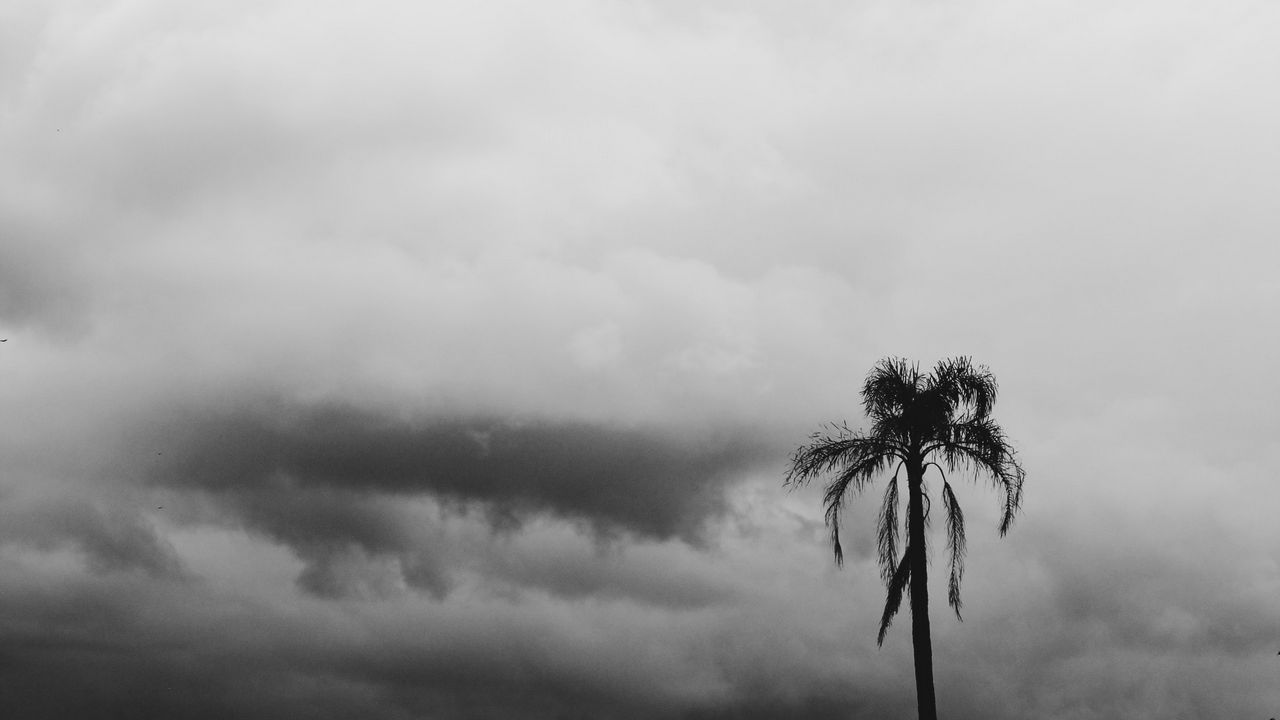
(2, 1), (1280, 718)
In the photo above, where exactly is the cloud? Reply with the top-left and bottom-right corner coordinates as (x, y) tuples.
(0, 198), (95, 336)
(128, 399), (779, 599)
(148, 401), (775, 539)
(0, 479), (915, 720)
(3, 0), (1280, 718)
(0, 498), (184, 578)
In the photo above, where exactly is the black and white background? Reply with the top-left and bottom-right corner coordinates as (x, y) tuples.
(1, 2), (1278, 718)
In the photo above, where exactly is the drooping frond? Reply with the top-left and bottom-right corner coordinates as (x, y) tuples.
(928, 416), (1026, 535)
(941, 481), (966, 619)
(877, 552), (911, 646)
(1000, 467), (1025, 536)
(785, 425), (905, 487)
(826, 492), (845, 567)
(876, 473), (900, 583)
(786, 427), (906, 568)
(820, 450), (898, 567)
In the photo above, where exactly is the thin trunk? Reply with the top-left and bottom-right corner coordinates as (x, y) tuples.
(907, 462), (938, 720)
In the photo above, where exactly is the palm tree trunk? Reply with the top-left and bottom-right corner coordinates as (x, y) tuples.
(907, 465), (938, 720)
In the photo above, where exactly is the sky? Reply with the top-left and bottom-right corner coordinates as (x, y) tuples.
(1, 1), (1279, 718)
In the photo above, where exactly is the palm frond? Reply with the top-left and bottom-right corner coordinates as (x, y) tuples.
(826, 493), (845, 567)
(941, 481), (966, 618)
(786, 427), (906, 568)
(999, 463), (1025, 536)
(817, 448), (896, 514)
(877, 552), (912, 646)
(820, 449), (901, 566)
(785, 426), (904, 487)
(929, 416), (1026, 535)
(927, 356), (998, 420)
(876, 473), (900, 583)
(862, 357), (920, 422)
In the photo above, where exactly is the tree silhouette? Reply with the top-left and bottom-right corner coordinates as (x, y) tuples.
(785, 357), (1025, 720)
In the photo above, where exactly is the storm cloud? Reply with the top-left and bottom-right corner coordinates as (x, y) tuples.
(3, 0), (1280, 718)
(133, 400), (774, 598)
(149, 403), (771, 540)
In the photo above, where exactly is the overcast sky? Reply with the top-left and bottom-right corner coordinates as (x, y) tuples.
(2, 1), (1279, 718)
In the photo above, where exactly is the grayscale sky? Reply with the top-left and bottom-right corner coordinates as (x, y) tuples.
(2, 1), (1278, 718)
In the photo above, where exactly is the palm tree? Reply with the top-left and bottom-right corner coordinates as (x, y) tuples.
(785, 357), (1025, 720)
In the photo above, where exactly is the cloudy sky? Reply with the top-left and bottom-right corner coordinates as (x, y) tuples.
(2, 1), (1279, 718)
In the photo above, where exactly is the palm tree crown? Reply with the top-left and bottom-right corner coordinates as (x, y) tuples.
(785, 356), (1025, 642)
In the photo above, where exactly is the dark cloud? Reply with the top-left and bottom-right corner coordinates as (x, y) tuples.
(149, 401), (774, 543)
(0, 498), (184, 578)
(481, 535), (736, 609)
(2, 473), (1277, 720)
(0, 537), (868, 720)
(0, 571), (417, 720)
(213, 486), (452, 598)
(130, 400), (777, 599)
